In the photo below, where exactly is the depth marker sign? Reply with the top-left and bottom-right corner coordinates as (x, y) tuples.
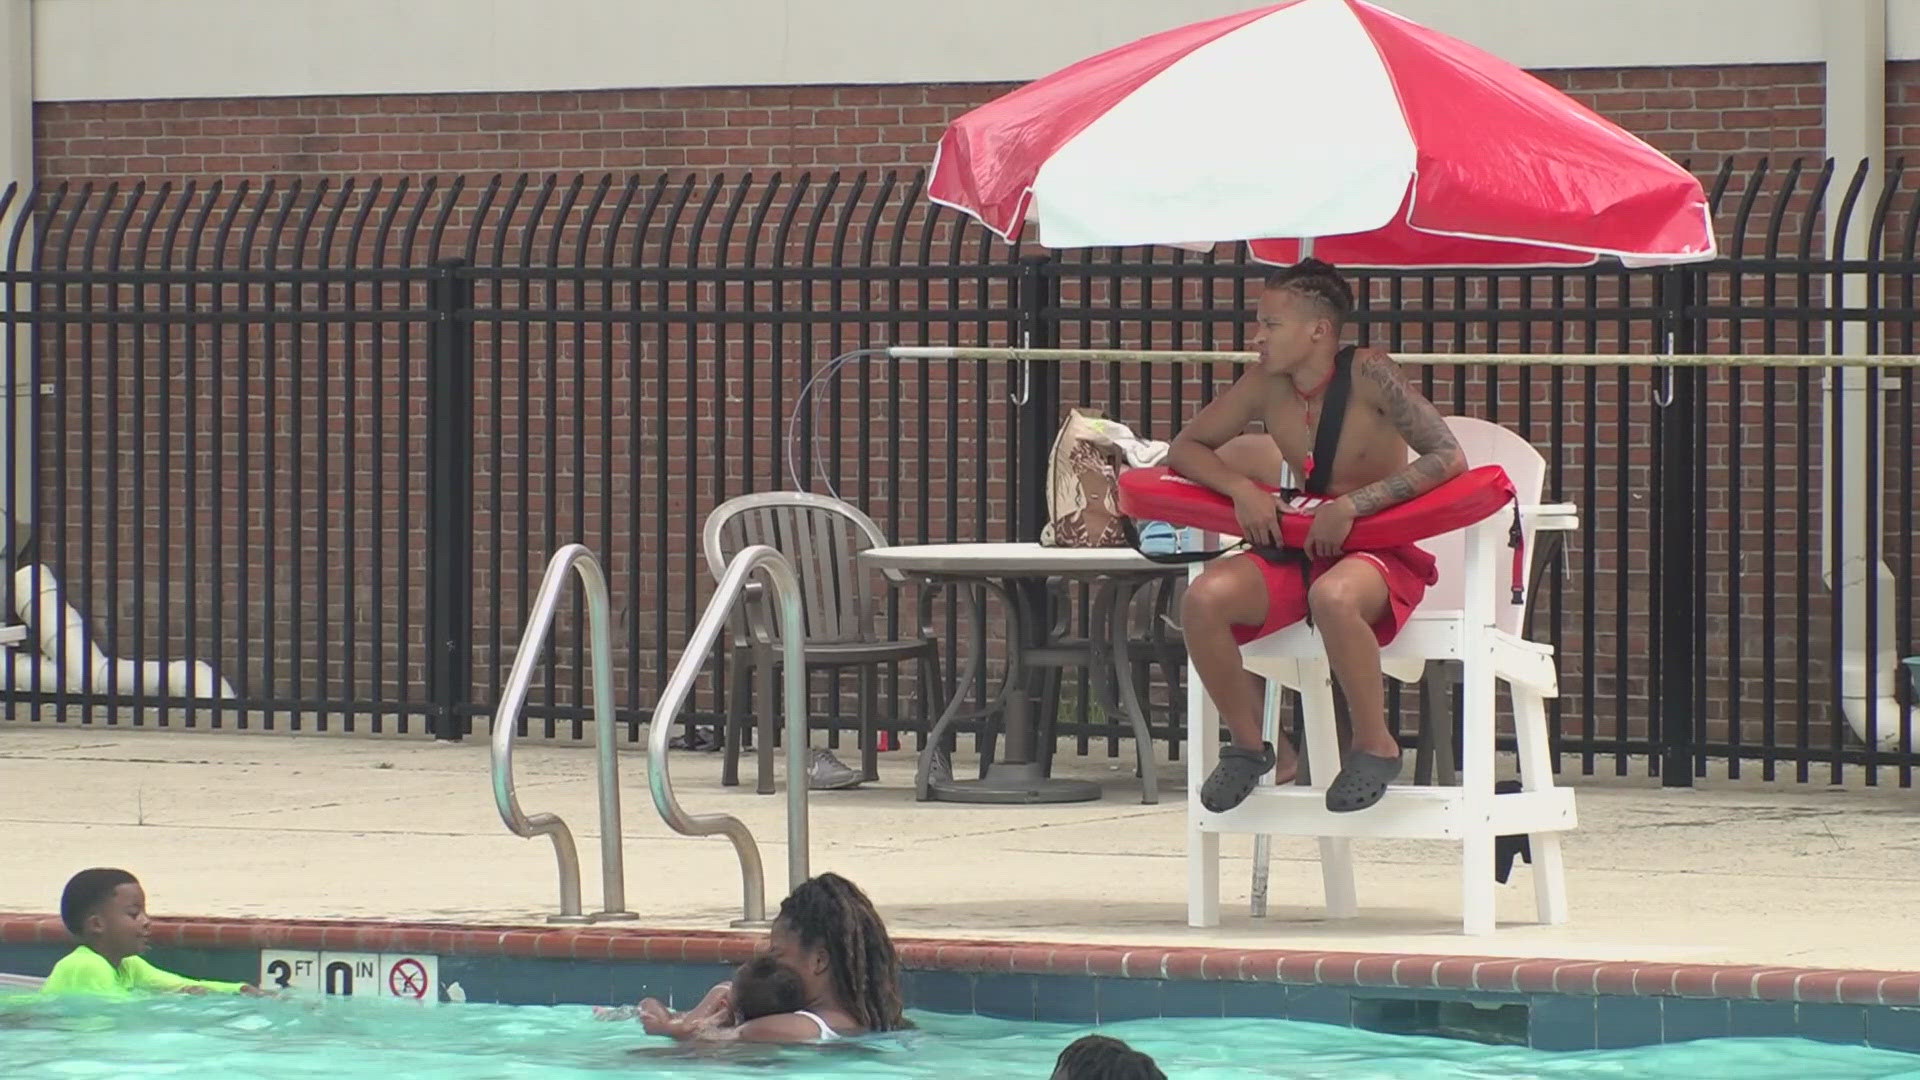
(257, 951), (441, 1004)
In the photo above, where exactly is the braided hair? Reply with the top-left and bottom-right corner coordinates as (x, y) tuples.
(773, 872), (909, 1032)
(1265, 257), (1354, 327)
(1051, 1034), (1167, 1079)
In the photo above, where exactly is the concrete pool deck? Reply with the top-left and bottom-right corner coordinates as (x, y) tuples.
(2, 724), (1916, 973)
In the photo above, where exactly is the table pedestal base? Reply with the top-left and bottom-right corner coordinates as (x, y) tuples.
(926, 762), (1102, 804)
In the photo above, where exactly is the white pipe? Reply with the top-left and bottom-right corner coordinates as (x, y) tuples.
(11, 564), (236, 699)
(0, 649), (66, 691)
(1823, 0), (1909, 749)
(3, 2), (34, 547)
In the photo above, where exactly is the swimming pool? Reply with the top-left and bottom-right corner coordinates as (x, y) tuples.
(7, 992), (1920, 1079)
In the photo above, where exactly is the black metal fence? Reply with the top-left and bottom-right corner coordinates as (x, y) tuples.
(0, 157), (1914, 787)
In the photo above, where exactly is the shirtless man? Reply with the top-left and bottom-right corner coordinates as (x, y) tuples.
(1168, 259), (1466, 814)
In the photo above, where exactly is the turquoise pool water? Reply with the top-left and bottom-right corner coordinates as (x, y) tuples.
(4, 993), (1919, 1079)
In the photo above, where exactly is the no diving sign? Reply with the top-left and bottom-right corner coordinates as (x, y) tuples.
(386, 957), (432, 1000)
(258, 950), (441, 1004)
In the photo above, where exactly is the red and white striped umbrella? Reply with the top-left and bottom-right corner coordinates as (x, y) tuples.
(927, 0), (1716, 268)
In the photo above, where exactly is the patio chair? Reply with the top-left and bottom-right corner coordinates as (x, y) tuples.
(702, 491), (945, 794)
(1186, 415), (1579, 935)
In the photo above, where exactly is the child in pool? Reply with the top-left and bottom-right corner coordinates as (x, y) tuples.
(725, 955), (808, 1025)
(39, 868), (265, 998)
(597, 955), (805, 1029)
(1051, 1034), (1167, 1079)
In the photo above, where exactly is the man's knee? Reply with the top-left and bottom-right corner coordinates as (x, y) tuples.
(1184, 560), (1263, 627)
(1307, 571), (1370, 622)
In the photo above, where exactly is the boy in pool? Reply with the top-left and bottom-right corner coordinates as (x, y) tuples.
(39, 868), (264, 998)
(1051, 1034), (1167, 1079)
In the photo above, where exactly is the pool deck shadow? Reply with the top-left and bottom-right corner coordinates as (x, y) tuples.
(3, 724), (1918, 973)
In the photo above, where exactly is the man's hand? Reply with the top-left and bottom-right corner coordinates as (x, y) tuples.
(1231, 485), (1284, 547)
(1303, 498), (1356, 560)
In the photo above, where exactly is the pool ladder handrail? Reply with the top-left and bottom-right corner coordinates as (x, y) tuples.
(490, 543), (638, 924)
(647, 544), (810, 928)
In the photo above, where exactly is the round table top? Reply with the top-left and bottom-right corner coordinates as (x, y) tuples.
(860, 542), (1189, 575)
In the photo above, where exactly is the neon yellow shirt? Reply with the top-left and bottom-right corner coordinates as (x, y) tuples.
(38, 945), (246, 998)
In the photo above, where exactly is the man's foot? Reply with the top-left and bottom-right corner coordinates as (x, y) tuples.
(1199, 741), (1276, 813)
(807, 748), (864, 790)
(1324, 749), (1402, 812)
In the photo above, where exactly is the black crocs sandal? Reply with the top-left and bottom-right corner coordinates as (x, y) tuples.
(1200, 742), (1277, 813)
(1324, 750), (1402, 812)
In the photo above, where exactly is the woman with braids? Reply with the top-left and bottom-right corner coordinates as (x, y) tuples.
(633, 872), (909, 1044)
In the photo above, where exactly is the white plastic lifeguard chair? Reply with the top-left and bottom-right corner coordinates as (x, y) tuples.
(1185, 416), (1579, 935)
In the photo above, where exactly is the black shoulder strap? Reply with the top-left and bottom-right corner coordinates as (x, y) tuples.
(1303, 345), (1356, 497)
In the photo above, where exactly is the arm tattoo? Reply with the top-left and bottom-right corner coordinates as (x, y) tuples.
(1343, 352), (1467, 516)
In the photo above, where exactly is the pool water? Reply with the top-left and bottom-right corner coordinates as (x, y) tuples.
(4, 993), (1919, 1079)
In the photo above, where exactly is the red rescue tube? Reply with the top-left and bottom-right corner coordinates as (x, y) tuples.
(1117, 465), (1517, 546)
(1117, 465), (1526, 601)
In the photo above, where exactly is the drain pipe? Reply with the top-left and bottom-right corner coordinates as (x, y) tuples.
(3, 1), (34, 609)
(11, 565), (237, 699)
(1824, 0), (1908, 749)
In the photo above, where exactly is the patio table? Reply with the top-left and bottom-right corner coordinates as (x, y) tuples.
(858, 542), (1188, 805)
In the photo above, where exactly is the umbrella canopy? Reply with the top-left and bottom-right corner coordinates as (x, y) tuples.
(927, 0), (1716, 268)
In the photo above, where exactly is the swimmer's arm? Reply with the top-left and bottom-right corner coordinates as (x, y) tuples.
(1167, 369), (1272, 498)
(123, 955), (250, 995)
(1342, 350), (1466, 516)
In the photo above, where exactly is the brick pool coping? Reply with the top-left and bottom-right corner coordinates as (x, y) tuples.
(4, 913), (1917, 1008)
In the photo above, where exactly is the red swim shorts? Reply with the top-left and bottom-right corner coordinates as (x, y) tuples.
(1229, 544), (1440, 647)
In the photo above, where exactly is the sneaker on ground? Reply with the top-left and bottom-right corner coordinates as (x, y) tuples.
(807, 748), (864, 790)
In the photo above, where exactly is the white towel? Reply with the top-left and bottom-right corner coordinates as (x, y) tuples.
(1075, 415), (1169, 469)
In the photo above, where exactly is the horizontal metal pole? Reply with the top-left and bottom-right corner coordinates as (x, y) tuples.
(885, 346), (1920, 368)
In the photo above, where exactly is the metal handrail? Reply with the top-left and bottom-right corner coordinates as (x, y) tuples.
(648, 544), (809, 928)
(490, 543), (636, 924)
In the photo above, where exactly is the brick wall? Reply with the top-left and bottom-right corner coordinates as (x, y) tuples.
(16, 61), (1919, 770)
(31, 64), (1842, 190)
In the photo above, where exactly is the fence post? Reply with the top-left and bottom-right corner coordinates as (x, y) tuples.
(1014, 253), (1058, 542)
(426, 258), (475, 741)
(1653, 267), (1700, 786)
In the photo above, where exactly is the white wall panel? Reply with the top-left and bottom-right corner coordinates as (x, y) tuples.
(28, 0), (1855, 104)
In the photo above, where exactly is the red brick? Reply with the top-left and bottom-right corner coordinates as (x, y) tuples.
(1673, 967), (1720, 998)
(1432, 957), (1483, 990)
(1163, 950), (1208, 980)
(1235, 951), (1290, 982)
(1392, 958), (1442, 989)
(1552, 962), (1604, 994)
(1006, 945), (1053, 974)
(1880, 975), (1920, 1006)
(1629, 964), (1683, 996)
(1277, 953), (1326, 984)
(1119, 950), (1163, 979)
(1472, 959), (1525, 993)
(1512, 960), (1563, 993)
(1751, 969), (1803, 1001)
